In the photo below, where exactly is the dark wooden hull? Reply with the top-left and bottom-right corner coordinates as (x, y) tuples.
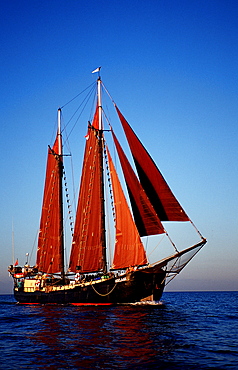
(14, 269), (166, 305)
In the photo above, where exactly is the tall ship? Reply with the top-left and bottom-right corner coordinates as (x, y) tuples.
(9, 69), (206, 304)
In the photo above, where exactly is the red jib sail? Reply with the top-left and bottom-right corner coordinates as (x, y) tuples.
(37, 135), (62, 273)
(107, 147), (148, 269)
(115, 106), (189, 222)
(69, 125), (104, 273)
(112, 129), (165, 237)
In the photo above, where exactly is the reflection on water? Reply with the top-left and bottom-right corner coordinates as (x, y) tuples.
(1, 292), (238, 369)
(28, 304), (174, 369)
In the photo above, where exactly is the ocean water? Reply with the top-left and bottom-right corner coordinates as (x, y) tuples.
(0, 291), (237, 369)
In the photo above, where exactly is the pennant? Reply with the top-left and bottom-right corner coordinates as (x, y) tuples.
(14, 259), (19, 266)
(92, 67), (101, 74)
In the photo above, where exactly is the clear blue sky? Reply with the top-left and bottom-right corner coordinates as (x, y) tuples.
(1, 0), (237, 293)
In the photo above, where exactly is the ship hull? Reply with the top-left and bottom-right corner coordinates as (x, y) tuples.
(14, 269), (166, 305)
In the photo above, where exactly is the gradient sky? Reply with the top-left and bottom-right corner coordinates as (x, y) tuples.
(1, 0), (237, 293)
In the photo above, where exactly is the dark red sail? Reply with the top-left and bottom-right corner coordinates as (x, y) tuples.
(112, 130), (165, 237)
(37, 135), (62, 273)
(115, 106), (189, 222)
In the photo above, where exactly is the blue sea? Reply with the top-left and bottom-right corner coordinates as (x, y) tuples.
(0, 291), (237, 369)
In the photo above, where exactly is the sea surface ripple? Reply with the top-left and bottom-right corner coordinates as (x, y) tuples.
(0, 291), (237, 369)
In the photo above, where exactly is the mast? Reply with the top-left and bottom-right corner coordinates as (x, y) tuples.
(97, 77), (107, 273)
(57, 108), (65, 280)
(11, 219), (15, 265)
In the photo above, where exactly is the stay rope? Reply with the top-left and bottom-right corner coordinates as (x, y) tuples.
(60, 81), (95, 109)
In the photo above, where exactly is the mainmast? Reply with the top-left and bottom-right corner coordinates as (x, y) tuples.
(97, 77), (107, 273)
(57, 108), (65, 280)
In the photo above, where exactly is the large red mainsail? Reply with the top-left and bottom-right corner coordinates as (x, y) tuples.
(115, 106), (189, 222)
(69, 125), (104, 273)
(107, 147), (148, 270)
(37, 135), (62, 273)
(112, 130), (165, 237)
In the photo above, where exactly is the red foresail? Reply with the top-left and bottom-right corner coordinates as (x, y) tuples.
(115, 106), (189, 222)
(107, 147), (148, 270)
(37, 135), (62, 273)
(112, 130), (165, 237)
(69, 125), (104, 273)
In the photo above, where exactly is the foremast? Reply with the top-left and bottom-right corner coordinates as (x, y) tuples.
(97, 77), (107, 274)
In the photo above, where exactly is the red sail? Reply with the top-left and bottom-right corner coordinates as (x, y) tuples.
(69, 125), (104, 273)
(112, 130), (165, 237)
(107, 147), (148, 269)
(115, 106), (189, 222)
(37, 136), (62, 273)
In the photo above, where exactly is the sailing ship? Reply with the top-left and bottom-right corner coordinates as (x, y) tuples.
(9, 70), (206, 304)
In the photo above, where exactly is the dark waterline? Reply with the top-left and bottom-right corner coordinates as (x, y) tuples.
(0, 292), (237, 369)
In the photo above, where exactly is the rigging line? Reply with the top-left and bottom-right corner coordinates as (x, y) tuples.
(165, 274), (178, 286)
(164, 242), (206, 286)
(70, 154), (78, 216)
(59, 112), (71, 154)
(165, 232), (179, 253)
(57, 113), (78, 217)
(160, 254), (183, 287)
(164, 257), (184, 286)
(189, 218), (205, 240)
(163, 270), (179, 287)
(100, 88), (114, 129)
(61, 84), (96, 138)
(90, 280), (118, 296)
(87, 88), (98, 128)
(60, 81), (96, 109)
(104, 171), (111, 263)
(104, 143), (118, 269)
(145, 234), (166, 261)
(30, 229), (39, 266)
(63, 236), (68, 273)
(62, 168), (74, 242)
(101, 81), (115, 105)
(101, 108), (114, 130)
(144, 236), (149, 252)
(104, 146), (113, 267)
(167, 256), (180, 273)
